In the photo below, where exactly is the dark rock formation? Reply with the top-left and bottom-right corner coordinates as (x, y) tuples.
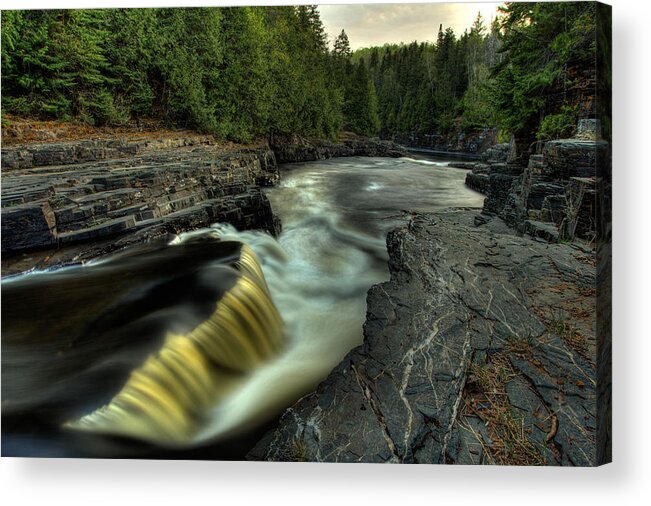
(1, 135), (217, 170)
(522, 220), (560, 243)
(447, 162), (477, 170)
(1, 202), (58, 250)
(464, 172), (490, 194)
(465, 129), (611, 244)
(271, 135), (405, 164)
(1, 134), (408, 273)
(248, 210), (604, 465)
(543, 139), (610, 180)
(481, 143), (510, 163)
(1, 136), (281, 272)
(391, 127), (497, 156)
(482, 172), (521, 218)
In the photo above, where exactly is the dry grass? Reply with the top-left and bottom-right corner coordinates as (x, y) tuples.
(547, 308), (587, 355)
(288, 436), (308, 462)
(2, 115), (181, 144)
(573, 252), (597, 267)
(1, 114), (264, 151)
(505, 333), (537, 358)
(577, 284), (596, 297)
(461, 354), (547, 466)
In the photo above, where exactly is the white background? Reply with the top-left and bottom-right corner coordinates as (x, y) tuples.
(1, 0), (649, 504)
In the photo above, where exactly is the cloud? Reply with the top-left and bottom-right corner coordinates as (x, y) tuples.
(318, 2), (503, 49)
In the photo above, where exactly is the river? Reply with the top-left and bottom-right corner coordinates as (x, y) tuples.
(1, 155), (483, 458)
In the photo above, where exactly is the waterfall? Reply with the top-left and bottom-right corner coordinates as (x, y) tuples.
(65, 244), (284, 446)
(1, 155), (480, 457)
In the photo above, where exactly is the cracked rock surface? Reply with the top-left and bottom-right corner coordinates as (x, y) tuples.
(248, 210), (601, 465)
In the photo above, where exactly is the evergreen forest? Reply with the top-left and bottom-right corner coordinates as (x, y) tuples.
(1, 3), (606, 144)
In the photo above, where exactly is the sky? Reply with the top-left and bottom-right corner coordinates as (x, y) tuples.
(1, 0), (502, 51)
(3, 1), (502, 50)
(318, 2), (503, 50)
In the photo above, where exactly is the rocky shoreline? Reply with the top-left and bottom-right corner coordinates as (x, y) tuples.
(0, 134), (405, 275)
(459, 120), (610, 245)
(1, 130), (609, 465)
(247, 121), (610, 466)
(248, 209), (606, 465)
(271, 134), (405, 163)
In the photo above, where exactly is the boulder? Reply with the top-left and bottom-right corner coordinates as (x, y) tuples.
(543, 139), (610, 179)
(523, 219), (560, 243)
(528, 182), (566, 210)
(1, 202), (57, 252)
(481, 143), (510, 163)
(464, 172), (490, 194)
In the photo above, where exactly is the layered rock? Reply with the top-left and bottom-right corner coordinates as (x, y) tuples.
(1, 135), (217, 170)
(1, 136), (280, 272)
(465, 129), (611, 243)
(464, 172), (490, 194)
(391, 127), (498, 157)
(248, 210), (603, 465)
(1, 133), (409, 273)
(543, 139), (610, 180)
(481, 143), (510, 163)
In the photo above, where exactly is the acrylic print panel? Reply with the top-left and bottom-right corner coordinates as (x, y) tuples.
(0, 1), (611, 465)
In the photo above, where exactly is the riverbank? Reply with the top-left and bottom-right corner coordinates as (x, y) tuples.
(0, 128), (405, 275)
(248, 208), (608, 465)
(1, 127), (608, 465)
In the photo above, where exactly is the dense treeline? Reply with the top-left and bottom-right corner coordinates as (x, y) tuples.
(355, 1), (601, 142)
(355, 14), (501, 137)
(1, 3), (603, 144)
(1, 6), (377, 141)
(491, 1), (605, 141)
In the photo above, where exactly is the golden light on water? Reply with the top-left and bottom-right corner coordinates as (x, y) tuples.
(65, 244), (284, 446)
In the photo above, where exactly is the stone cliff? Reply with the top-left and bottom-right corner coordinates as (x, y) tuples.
(271, 134), (405, 164)
(1, 135), (280, 274)
(463, 120), (611, 244)
(391, 127), (498, 158)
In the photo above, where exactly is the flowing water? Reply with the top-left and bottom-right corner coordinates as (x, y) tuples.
(1, 155), (483, 458)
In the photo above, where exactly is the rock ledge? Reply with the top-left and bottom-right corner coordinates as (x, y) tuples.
(248, 210), (604, 465)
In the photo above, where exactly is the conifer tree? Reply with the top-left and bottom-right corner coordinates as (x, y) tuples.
(491, 2), (597, 139)
(346, 60), (380, 136)
(333, 29), (352, 58)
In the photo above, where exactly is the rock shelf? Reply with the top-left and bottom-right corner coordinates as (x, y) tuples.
(1, 136), (280, 271)
(248, 210), (606, 465)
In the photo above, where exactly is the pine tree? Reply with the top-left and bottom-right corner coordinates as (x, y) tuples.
(346, 60), (380, 136)
(103, 9), (157, 122)
(490, 1), (597, 139)
(53, 10), (117, 124)
(212, 6), (269, 141)
(333, 29), (352, 58)
(2, 11), (75, 118)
